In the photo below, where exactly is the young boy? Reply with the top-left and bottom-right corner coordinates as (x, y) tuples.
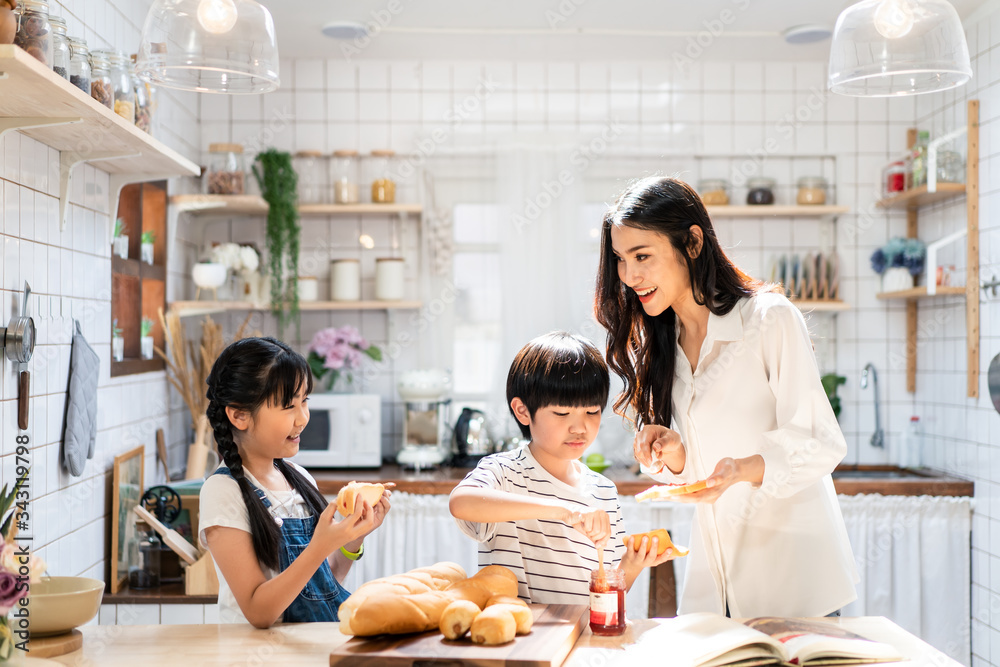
(449, 331), (675, 605)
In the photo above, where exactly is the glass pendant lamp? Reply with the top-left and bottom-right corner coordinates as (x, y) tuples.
(135, 0), (279, 94)
(828, 0), (971, 96)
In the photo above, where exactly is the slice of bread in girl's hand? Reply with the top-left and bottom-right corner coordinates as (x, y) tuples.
(336, 481), (386, 516)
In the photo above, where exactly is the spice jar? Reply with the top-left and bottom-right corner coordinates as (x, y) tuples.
(935, 150), (965, 184)
(698, 178), (730, 206)
(49, 14), (68, 80)
(15, 0), (52, 66)
(796, 176), (828, 205)
(293, 150), (326, 205)
(368, 150), (397, 203)
(331, 150), (360, 204)
(883, 160), (906, 197)
(107, 51), (134, 123)
(128, 521), (161, 590)
(589, 567), (626, 636)
(746, 177), (776, 205)
(132, 54), (154, 134)
(205, 143), (247, 195)
(89, 49), (113, 109)
(330, 259), (361, 301)
(375, 258), (405, 301)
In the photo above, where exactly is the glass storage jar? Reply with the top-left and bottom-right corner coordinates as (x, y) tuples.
(331, 150), (360, 204)
(796, 176), (828, 205)
(205, 143), (247, 195)
(883, 160), (906, 197)
(108, 50), (134, 123)
(128, 521), (161, 590)
(368, 150), (397, 203)
(15, 0), (53, 66)
(746, 177), (776, 205)
(89, 49), (113, 109)
(698, 179), (730, 206)
(132, 54), (154, 134)
(293, 150), (326, 205)
(935, 150), (965, 184)
(49, 14), (69, 79)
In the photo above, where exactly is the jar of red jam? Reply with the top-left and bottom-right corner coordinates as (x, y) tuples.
(883, 161), (906, 197)
(589, 568), (626, 636)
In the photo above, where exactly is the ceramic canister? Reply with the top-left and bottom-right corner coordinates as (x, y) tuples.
(330, 259), (360, 301)
(375, 257), (405, 300)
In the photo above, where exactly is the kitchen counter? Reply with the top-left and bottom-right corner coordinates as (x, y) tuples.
(311, 464), (973, 497)
(44, 616), (961, 666)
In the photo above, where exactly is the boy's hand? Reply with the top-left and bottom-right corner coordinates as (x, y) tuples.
(565, 507), (611, 547)
(618, 535), (679, 589)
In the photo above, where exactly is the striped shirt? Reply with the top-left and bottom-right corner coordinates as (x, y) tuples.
(453, 446), (626, 605)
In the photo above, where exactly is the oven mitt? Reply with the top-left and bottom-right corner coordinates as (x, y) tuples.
(62, 319), (99, 477)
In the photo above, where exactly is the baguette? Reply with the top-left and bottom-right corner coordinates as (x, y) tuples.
(339, 563), (520, 637)
(336, 481), (387, 516)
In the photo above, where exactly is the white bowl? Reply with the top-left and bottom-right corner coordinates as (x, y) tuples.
(397, 369), (450, 400)
(29, 576), (104, 637)
(192, 262), (228, 289)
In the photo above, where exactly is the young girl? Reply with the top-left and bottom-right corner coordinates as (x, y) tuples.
(199, 337), (391, 627)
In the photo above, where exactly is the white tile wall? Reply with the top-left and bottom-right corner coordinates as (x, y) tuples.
(21, 0), (201, 590)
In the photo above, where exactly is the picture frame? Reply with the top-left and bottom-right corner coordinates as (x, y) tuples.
(110, 445), (145, 594)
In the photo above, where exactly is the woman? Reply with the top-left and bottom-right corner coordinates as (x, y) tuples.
(595, 176), (857, 618)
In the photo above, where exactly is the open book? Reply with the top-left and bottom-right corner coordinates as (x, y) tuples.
(627, 613), (904, 667)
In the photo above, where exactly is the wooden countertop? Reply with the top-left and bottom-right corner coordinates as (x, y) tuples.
(311, 463), (973, 497)
(45, 617), (961, 666)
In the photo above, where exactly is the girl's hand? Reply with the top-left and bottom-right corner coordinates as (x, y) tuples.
(633, 425), (685, 474)
(565, 507), (611, 547)
(365, 486), (393, 535)
(313, 499), (377, 555)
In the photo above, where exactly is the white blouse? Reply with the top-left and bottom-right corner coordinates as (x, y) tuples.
(644, 293), (858, 618)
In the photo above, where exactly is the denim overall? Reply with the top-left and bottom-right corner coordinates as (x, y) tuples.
(213, 467), (351, 622)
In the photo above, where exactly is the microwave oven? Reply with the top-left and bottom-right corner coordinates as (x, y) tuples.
(290, 393), (382, 468)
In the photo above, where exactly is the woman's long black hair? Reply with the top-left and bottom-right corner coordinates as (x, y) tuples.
(595, 177), (772, 431)
(205, 336), (327, 571)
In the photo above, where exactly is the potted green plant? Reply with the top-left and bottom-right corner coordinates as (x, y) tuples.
(140, 316), (155, 360)
(112, 319), (124, 362)
(821, 373), (847, 420)
(253, 149), (301, 340)
(140, 230), (155, 265)
(112, 219), (128, 259)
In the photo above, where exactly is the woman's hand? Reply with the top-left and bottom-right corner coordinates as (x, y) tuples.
(633, 425), (686, 474)
(667, 455), (765, 504)
(313, 499), (377, 555)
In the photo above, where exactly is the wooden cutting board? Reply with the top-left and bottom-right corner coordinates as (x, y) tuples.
(329, 604), (588, 667)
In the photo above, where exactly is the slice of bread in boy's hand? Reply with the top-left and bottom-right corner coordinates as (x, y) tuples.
(622, 528), (689, 557)
(336, 481), (387, 516)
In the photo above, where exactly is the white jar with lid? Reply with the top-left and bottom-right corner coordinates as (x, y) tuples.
(294, 150), (326, 204)
(375, 258), (405, 301)
(330, 259), (360, 301)
(297, 276), (318, 302)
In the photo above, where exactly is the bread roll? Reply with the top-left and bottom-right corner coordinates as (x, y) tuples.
(339, 563), (522, 638)
(485, 595), (527, 609)
(470, 605), (516, 645)
(336, 481), (386, 516)
(489, 603), (533, 635)
(439, 599), (481, 640)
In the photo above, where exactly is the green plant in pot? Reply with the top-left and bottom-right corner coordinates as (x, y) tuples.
(253, 149), (301, 340)
(821, 373), (847, 420)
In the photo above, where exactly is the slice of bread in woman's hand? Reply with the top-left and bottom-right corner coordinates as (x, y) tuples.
(336, 481), (386, 516)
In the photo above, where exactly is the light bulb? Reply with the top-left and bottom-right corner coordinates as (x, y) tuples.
(197, 0), (238, 34)
(873, 0), (914, 39)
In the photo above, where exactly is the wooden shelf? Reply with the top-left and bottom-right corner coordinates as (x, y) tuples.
(706, 205), (849, 217)
(170, 195), (423, 217)
(111, 256), (166, 282)
(876, 183), (967, 210)
(169, 300), (424, 318)
(111, 357), (166, 377)
(876, 286), (967, 301)
(790, 299), (851, 312)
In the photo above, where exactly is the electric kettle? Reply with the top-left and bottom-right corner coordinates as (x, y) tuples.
(451, 407), (495, 466)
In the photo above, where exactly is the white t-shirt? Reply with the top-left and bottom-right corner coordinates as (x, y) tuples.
(454, 446), (626, 605)
(198, 462), (320, 624)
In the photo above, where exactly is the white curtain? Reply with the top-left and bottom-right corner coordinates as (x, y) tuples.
(839, 493), (971, 665)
